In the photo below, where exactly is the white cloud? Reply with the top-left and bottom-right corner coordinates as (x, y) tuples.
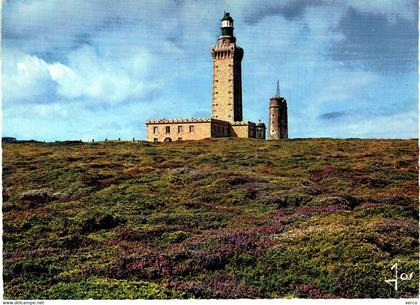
(50, 45), (156, 103)
(4, 43), (157, 106)
(3, 51), (57, 104)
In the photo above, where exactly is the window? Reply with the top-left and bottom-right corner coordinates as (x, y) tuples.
(153, 126), (158, 134)
(221, 20), (232, 27)
(165, 126), (170, 134)
(189, 125), (194, 133)
(178, 126), (183, 133)
(153, 138), (158, 143)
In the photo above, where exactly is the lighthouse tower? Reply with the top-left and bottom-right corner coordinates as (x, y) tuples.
(211, 12), (244, 122)
(268, 81), (288, 140)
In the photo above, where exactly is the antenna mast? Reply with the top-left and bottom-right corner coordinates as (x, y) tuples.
(276, 80), (280, 98)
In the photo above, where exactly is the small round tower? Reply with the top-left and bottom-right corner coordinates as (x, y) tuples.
(268, 81), (288, 140)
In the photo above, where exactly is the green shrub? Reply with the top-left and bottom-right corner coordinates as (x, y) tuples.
(161, 230), (192, 243)
(48, 277), (184, 299)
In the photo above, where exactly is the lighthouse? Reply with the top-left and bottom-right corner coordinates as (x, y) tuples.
(211, 12), (244, 122)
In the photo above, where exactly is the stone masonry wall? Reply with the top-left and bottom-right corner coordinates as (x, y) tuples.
(211, 42), (243, 122)
(146, 122), (211, 142)
(211, 120), (231, 137)
(231, 124), (250, 138)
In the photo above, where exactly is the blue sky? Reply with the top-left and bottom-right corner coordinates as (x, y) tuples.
(3, 0), (418, 140)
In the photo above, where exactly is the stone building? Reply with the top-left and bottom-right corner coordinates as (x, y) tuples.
(256, 121), (266, 139)
(146, 12), (266, 142)
(268, 82), (288, 140)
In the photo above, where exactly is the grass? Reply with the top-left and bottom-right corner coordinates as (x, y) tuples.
(2, 138), (419, 299)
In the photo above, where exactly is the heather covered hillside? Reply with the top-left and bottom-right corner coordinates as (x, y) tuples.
(2, 138), (419, 299)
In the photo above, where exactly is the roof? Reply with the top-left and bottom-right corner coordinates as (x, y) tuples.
(146, 118), (230, 125)
(146, 118), (211, 124)
(221, 12), (233, 22)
